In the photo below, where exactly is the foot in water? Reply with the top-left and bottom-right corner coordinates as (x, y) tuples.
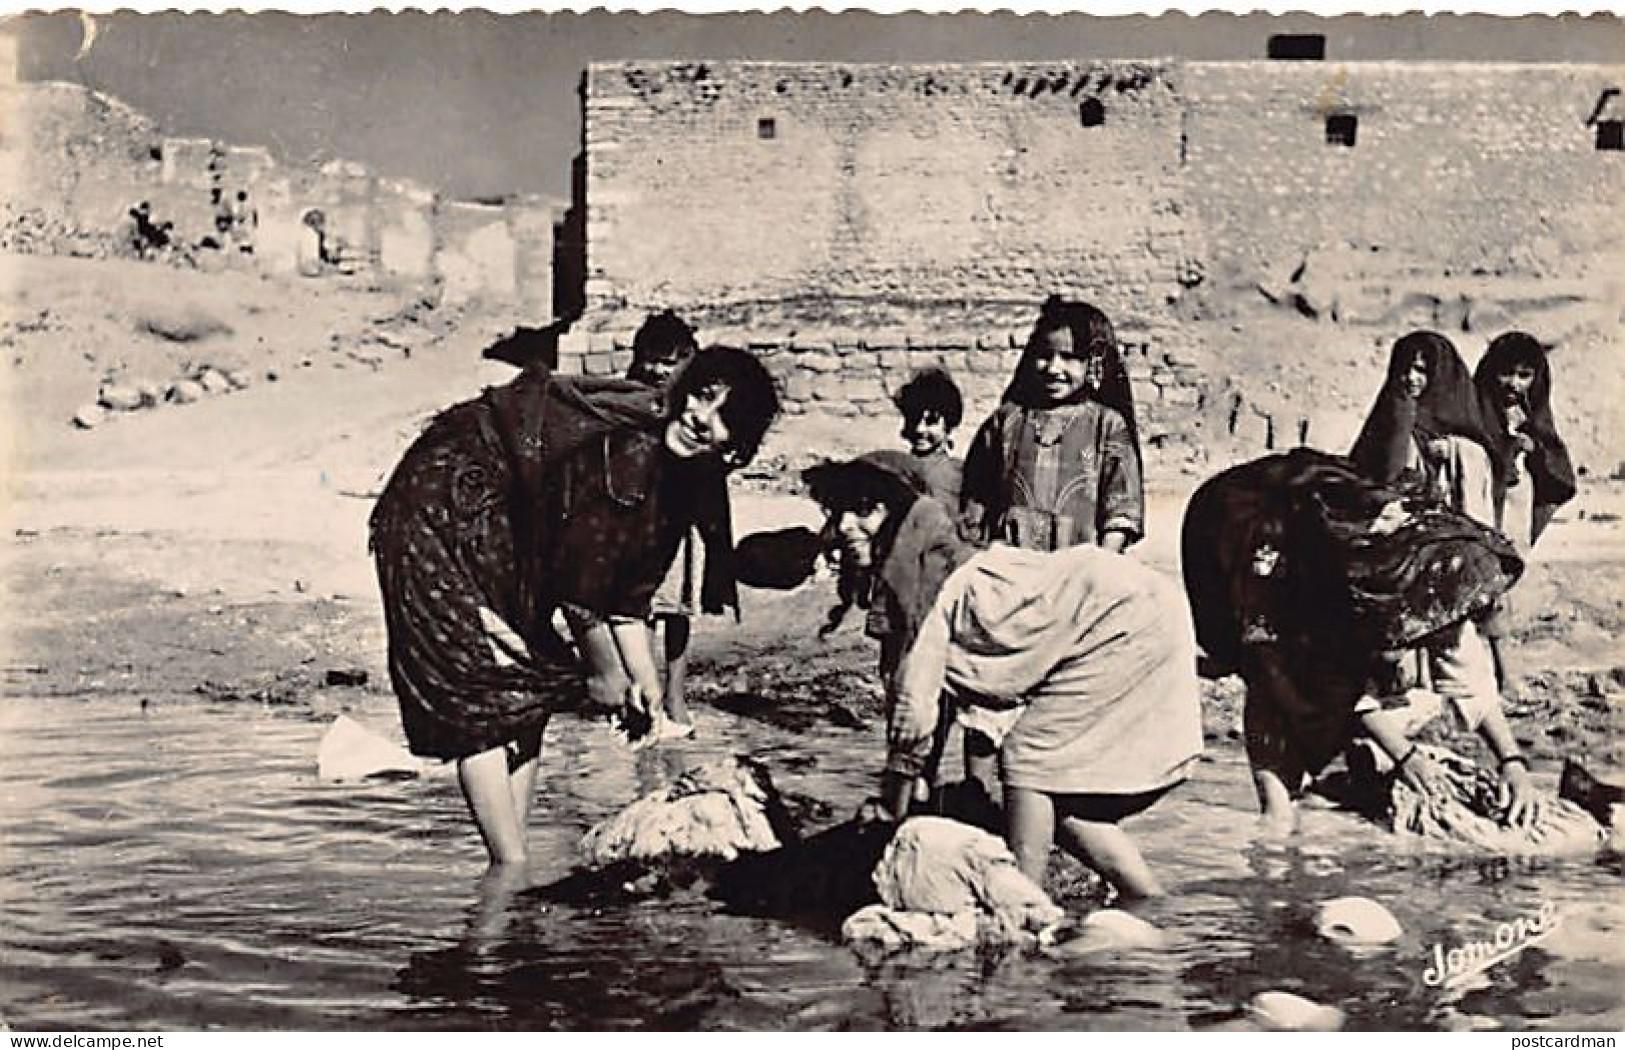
(629, 712), (696, 751)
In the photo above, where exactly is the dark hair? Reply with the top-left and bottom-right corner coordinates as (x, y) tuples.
(1030, 296), (1117, 362)
(802, 454), (925, 519)
(630, 310), (698, 373)
(894, 367), (964, 430)
(669, 346), (780, 467)
(1002, 296), (1139, 443)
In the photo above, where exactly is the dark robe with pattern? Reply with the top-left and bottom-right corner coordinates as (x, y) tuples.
(1181, 449), (1523, 781)
(369, 366), (731, 759)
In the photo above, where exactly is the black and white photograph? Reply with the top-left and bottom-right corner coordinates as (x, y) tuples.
(0, 4), (1621, 1033)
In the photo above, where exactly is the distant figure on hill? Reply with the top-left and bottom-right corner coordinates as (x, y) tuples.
(297, 209), (329, 277)
(230, 190), (258, 256)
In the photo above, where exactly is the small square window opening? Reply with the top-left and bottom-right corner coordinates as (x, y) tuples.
(757, 118), (777, 140)
(1325, 113), (1358, 148)
(1597, 120), (1623, 151)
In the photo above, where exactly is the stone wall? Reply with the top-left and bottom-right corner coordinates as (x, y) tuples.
(566, 58), (1624, 441)
(578, 60), (1196, 343)
(0, 81), (551, 308)
(1185, 61), (1625, 290)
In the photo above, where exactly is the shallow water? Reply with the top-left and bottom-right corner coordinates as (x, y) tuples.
(2, 693), (1621, 1031)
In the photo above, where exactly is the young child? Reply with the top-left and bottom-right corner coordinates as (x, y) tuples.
(961, 296), (1144, 554)
(893, 367), (965, 506)
(1472, 331), (1577, 694)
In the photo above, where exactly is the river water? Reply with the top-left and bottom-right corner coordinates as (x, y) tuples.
(2, 691), (1621, 1031)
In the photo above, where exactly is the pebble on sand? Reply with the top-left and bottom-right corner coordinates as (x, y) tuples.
(166, 379), (205, 405)
(73, 403), (108, 429)
(1315, 896), (1404, 946)
(98, 382), (146, 411)
(1249, 991), (1346, 1032)
(197, 368), (233, 395)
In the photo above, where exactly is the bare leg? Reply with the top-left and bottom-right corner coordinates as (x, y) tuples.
(1243, 698), (1301, 835)
(659, 615), (693, 726)
(458, 745), (528, 866)
(1250, 768), (1298, 836)
(509, 729), (544, 829)
(1055, 816), (1164, 900)
(1003, 785), (1056, 882)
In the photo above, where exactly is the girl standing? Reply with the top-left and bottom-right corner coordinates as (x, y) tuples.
(1472, 331), (1578, 693)
(961, 296), (1144, 554)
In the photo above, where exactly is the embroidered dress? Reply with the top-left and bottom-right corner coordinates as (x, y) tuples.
(962, 401), (1143, 551)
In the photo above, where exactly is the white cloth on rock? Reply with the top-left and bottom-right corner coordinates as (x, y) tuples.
(843, 816), (1063, 950)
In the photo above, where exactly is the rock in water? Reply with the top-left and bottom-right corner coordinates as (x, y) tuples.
(1315, 896), (1403, 946)
(581, 757), (791, 865)
(1049, 909), (1167, 954)
(1249, 991), (1345, 1032)
(316, 715), (425, 782)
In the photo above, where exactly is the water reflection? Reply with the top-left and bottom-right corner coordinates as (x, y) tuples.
(1, 693), (1620, 1030)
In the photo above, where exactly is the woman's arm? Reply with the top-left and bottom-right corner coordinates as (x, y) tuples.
(1474, 703), (1540, 827)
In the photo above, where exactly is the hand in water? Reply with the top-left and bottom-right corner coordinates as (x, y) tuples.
(1500, 764), (1543, 829)
(613, 684), (654, 744)
(854, 797), (898, 825)
(1398, 750), (1455, 807)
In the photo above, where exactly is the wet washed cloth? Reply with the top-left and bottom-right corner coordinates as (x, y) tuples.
(581, 757), (790, 865)
(1389, 745), (1605, 856)
(1181, 450), (1523, 782)
(876, 500), (1203, 795)
(841, 816), (1063, 950)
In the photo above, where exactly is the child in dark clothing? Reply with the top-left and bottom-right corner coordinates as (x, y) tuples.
(893, 367), (965, 506)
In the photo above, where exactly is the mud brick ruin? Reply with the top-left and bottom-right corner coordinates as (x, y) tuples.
(561, 59), (1623, 428)
(3, 41), (1621, 462)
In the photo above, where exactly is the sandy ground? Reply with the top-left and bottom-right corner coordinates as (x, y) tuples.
(3, 253), (1621, 784)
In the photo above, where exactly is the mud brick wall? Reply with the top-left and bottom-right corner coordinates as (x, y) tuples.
(1186, 62), (1625, 285)
(578, 60), (1196, 343)
(554, 325), (1214, 458)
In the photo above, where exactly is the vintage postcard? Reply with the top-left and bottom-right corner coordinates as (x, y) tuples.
(1, 6), (1621, 1034)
